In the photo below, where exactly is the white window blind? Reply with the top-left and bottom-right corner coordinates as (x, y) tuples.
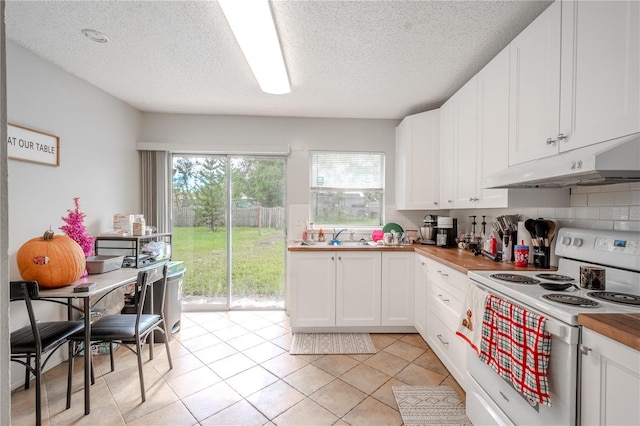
(309, 151), (384, 226)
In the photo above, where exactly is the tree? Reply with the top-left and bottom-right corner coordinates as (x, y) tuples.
(193, 157), (226, 231)
(232, 159), (284, 207)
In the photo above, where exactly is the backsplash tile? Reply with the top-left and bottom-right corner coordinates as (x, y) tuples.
(587, 192), (615, 206)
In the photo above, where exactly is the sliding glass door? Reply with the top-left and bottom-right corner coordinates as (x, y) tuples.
(172, 154), (286, 310)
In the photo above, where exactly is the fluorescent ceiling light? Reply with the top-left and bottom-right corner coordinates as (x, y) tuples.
(219, 0), (291, 95)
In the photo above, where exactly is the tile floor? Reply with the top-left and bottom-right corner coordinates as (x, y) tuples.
(11, 310), (465, 425)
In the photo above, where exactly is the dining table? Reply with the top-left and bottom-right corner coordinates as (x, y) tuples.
(37, 268), (140, 415)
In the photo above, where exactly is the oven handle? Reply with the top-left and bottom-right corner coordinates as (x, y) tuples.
(469, 280), (580, 345)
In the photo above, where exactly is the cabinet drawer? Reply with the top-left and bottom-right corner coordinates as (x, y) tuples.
(428, 276), (463, 319)
(425, 259), (468, 296)
(426, 308), (467, 388)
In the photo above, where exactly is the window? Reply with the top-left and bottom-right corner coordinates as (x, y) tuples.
(310, 151), (384, 226)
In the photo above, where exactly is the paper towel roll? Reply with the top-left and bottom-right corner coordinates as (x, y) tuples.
(517, 221), (534, 264)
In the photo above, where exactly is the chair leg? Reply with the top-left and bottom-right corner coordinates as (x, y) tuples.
(35, 353), (42, 426)
(162, 322), (173, 370)
(66, 342), (73, 410)
(24, 354), (31, 390)
(109, 342), (115, 372)
(135, 339), (146, 402)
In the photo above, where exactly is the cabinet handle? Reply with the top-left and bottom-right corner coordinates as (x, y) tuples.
(469, 197), (474, 202)
(338, 256), (342, 261)
(500, 391), (510, 402)
(557, 133), (567, 141)
(437, 294), (450, 303)
(437, 334), (449, 345)
(437, 270), (449, 278)
(580, 345), (592, 356)
(331, 256), (335, 260)
(448, 200), (453, 204)
(433, 201), (438, 205)
(546, 137), (556, 145)
(421, 262), (426, 266)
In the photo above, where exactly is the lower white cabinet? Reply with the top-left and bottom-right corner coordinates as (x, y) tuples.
(580, 328), (640, 425)
(336, 251), (381, 327)
(290, 251), (336, 328)
(381, 252), (415, 326)
(414, 254), (429, 340)
(424, 258), (469, 389)
(290, 250), (415, 331)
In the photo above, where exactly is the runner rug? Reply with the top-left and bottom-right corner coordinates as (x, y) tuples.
(392, 385), (472, 426)
(289, 333), (376, 355)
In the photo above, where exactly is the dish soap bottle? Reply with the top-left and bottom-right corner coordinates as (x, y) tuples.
(318, 228), (325, 242)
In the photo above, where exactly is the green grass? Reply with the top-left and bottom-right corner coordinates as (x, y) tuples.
(172, 226), (285, 298)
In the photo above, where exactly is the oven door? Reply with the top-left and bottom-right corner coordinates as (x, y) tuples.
(466, 280), (581, 426)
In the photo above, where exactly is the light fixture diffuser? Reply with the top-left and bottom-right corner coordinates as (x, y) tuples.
(219, 0), (291, 94)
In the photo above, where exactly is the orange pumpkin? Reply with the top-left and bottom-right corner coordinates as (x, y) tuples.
(17, 229), (86, 289)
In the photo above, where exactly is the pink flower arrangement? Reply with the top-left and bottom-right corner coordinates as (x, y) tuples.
(60, 197), (95, 258)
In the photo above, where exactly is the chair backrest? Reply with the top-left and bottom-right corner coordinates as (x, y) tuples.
(134, 263), (168, 318)
(10, 281), (42, 353)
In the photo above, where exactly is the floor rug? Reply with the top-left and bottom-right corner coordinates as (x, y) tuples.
(289, 333), (377, 355)
(392, 385), (471, 426)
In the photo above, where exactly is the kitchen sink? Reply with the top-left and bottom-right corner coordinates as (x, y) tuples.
(299, 240), (378, 247)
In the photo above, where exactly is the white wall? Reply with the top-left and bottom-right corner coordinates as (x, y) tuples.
(5, 40), (141, 389)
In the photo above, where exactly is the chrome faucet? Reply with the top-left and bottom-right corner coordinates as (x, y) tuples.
(334, 228), (347, 240)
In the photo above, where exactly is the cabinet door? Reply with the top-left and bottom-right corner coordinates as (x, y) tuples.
(396, 110), (441, 210)
(453, 77), (479, 208)
(439, 100), (456, 209)
(560, 0), (640, 152)
(509, 1), (562, 165)
(336, 251), (381, 327)
(476, 47), (509, 208)
(381, 252), (415, 326)
(414, 254), (429, 340)
(581, 328), (640, 425)
(290, 252), (336, 328)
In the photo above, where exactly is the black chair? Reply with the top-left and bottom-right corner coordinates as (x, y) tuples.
(10, 281), (85, 426)
(72, 263), (173, 402)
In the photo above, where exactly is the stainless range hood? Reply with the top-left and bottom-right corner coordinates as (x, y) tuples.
(482, 135), (640, 189)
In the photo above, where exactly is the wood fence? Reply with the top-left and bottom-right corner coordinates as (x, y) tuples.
(173, 205), (285, 229)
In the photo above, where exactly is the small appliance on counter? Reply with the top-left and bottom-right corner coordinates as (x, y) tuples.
(419, 215), (438, 245)
(436, 216), (458, 248)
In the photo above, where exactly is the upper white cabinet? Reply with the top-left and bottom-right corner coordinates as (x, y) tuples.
(508, 1), (562, 165)
(559, 0), (640, 152)
(475, 48), (510, 208)
(439, 100), (455, 209)
(396, 110), (441, 210)
(509, 0), (639, 166)
(452, 77), (479, 209)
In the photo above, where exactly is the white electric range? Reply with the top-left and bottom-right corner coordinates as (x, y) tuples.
(465, 227), (640, 426)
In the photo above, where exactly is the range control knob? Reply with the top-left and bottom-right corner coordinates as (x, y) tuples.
(561, 236), (572, 246)
(572, 238), (584, 247)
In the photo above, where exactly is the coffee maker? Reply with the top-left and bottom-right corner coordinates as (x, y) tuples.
(436, 217), (458, 248)
(419, 215), (438, 245)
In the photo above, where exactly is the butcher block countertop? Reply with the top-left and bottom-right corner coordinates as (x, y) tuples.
(579, 313), (640, 351)
(289, 242), (553, 275)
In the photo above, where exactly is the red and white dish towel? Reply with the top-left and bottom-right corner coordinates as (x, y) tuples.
(479, 295), (552, 407)
(455, 284), (489, 356)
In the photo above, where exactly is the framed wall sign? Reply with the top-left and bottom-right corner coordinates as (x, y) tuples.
(7, 123), (60, 166)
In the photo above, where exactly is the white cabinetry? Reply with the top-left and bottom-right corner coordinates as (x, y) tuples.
(452, 77), (479, 209)
(475, 48), (510, 208)
(396, 110), (441, 210)
(508, 1), (562, 165)
(509, 0), (639, 166)
(581, 328), (640, 425)
(425, 258), (468, 389)
(439, 100), (455, 209)
(560, 0), (640, 152)
(336, 251), (381, 327)
(381, 252), (415, 326)
(414, 254), (429, 341)
(290, 250), (416, 332)
(290, 251), (336, 328)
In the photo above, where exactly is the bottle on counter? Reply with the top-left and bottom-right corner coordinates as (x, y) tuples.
(489, 236), (498, 256)
(318, 228), (325, 242)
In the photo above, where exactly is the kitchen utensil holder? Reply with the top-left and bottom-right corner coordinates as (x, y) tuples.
(533, 246), (551, 269)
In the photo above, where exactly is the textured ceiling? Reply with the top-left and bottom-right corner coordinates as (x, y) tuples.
(5, 0), (553, 119)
